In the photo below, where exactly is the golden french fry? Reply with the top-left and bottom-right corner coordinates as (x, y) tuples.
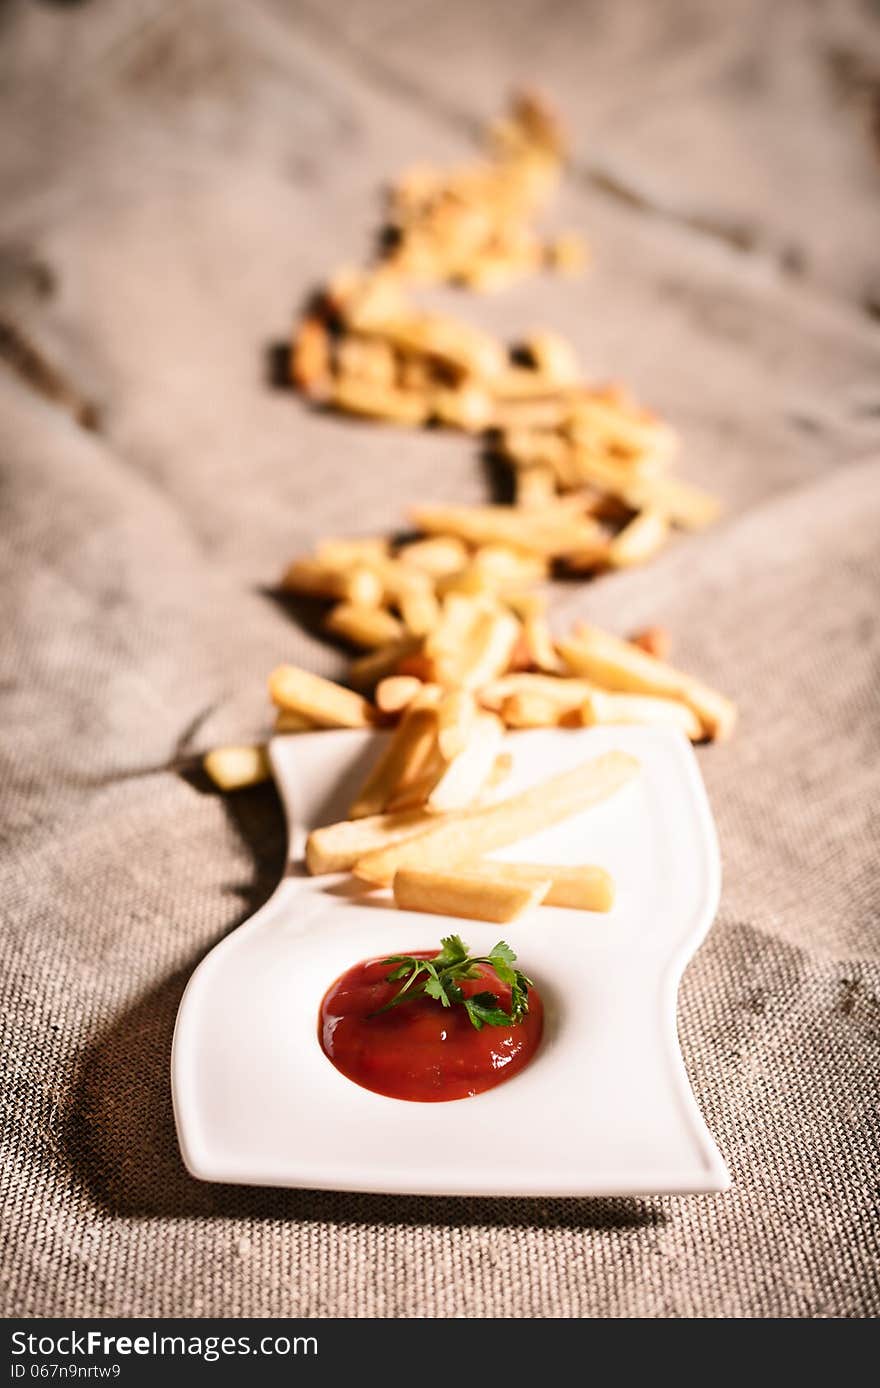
(412, 502), (606, 558)
(348, 636), (420, 690)
(478, 673), (592, 712)
(393, 868), (549, 924)
(396, 535), (469, 577)
(336, 334), (397, 389)
(374, 675), (425, 714)
(315, 536), (390, 569)
(570, 451), (719, 530)
(500, 691), (565, 728)
(354, 749), (639, 886)
(434, 606), (520, 689)
(428, 712), (505, 812)
(348, 705), (439, 819)
(306, 809), (437, 875)
(398, 584), (441, 636)
(280, 558), (383, 607)
(325, 602), (405, 649)
(203, 745), (270, 792)
(436, 689), (478, 760)
(291, 316), (331, 397)
(430, 384), (495, 432)
(268, 665), (374, 729)
(515, 463), (558, 509)
(463, 860), (615, 912)
(522, 330), (581, 385)
(580, 688), (703, 740)
(607, 509), (670, 568)
(331, 377), (430, 427)
(560, 625), (736, 740)
(522, 611), (562, 672)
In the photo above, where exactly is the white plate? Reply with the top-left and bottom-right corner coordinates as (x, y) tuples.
(172, 726), (729, 1196)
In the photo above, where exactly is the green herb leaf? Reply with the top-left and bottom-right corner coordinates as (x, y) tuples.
(373, 938), (531, 1031)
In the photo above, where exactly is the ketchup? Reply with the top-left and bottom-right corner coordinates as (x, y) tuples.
(319, 952), (544, 1102)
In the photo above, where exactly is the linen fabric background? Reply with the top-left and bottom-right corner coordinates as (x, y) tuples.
(1, 0), (879, 1318)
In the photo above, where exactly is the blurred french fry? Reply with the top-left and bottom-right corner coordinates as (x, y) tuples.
(607, 509), (670, 568)
(560, 624), (736, 740)
(354, 749), (639, 886)
(570, 451), (719, 530)
(315, 536), (390, 569)
(500, 691), (566, 728)
(375, 675), (426, 714)
(484, 751), (513, 791)
(436, 689), (478, 760)
(433, 605), (520, 689)
(427, 711), (505, 812)
(348, 636), (420, 690)
(306, 808), (437, 875)
(325, 602), (404, 649)
(331, 377), (430, 426)
(269, 665), (374, 729)
(348, 704), (439, 818)
(580, 688), (703, 740)
(291, 316), (331, 397)
(396, 535), (469, 577)
(478, 673), (592, 712)
(515, 463), (558, 509)
(393, 867), (548, 924)
(203, 745), (270, 792)
(398, 584), (441, 636)
(280, 558), (383, 607)
(522, 611), (562, 672)
(522, 330), (580, 385)
(412, 502), (605, 558)
(463, 860), (615, 912)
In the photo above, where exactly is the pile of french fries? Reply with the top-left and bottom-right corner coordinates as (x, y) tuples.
(204, 91), (736, 928)
(308, 748), (639, 924)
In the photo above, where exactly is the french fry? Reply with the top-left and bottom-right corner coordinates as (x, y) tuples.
(427, 711), (504, 812)
(325, 602), (404, 649)
(375, 675), (425, 714)
(560, 625), (736, 740)
(331, 377), (430, 427)
(280, 558), (383, 607)
(203, 745), (271, 792)
(368, 313), (507, 380)
(291, 316), (331, 397)
(436, 689), (478, 760)
(522, 330), (581, 385)
(433, 605), (520, 689)
(411, 503), (606, 558)
(398, 584), (441, 636)
(348, 636), (420, 690)
(396, 535), (469, 577)
(522, 610), (562, 672)
(515, 463), (558, 509)
(478, 673), (592, 712)
(580, 688), (703, 740)
(336, 334), (397, 389)
(484, 751), (513, 792)
(570, 451), (720, 530)
(354, 749), (639, 886)
(315, 536), (389, 569)
(430, 384), (495, 432)
(462, 860), (615, 912)
(393, 867), (549, 924)
(500, 691), (566, 728)
(306, 808), (437, 875)
(607, 509), (670, 568)
(268, 665), (374, 729)
(347, 703), (439, 819)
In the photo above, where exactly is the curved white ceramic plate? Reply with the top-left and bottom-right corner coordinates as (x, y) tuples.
(172, 726), (729, 1195)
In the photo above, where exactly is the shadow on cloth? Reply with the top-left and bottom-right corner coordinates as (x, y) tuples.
(63, 780), (664, 1232)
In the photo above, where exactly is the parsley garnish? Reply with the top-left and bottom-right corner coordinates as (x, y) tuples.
(373, 935), (532, 1031)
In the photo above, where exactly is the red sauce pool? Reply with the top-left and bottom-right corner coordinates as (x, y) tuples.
(319, 952), (544, 1102)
